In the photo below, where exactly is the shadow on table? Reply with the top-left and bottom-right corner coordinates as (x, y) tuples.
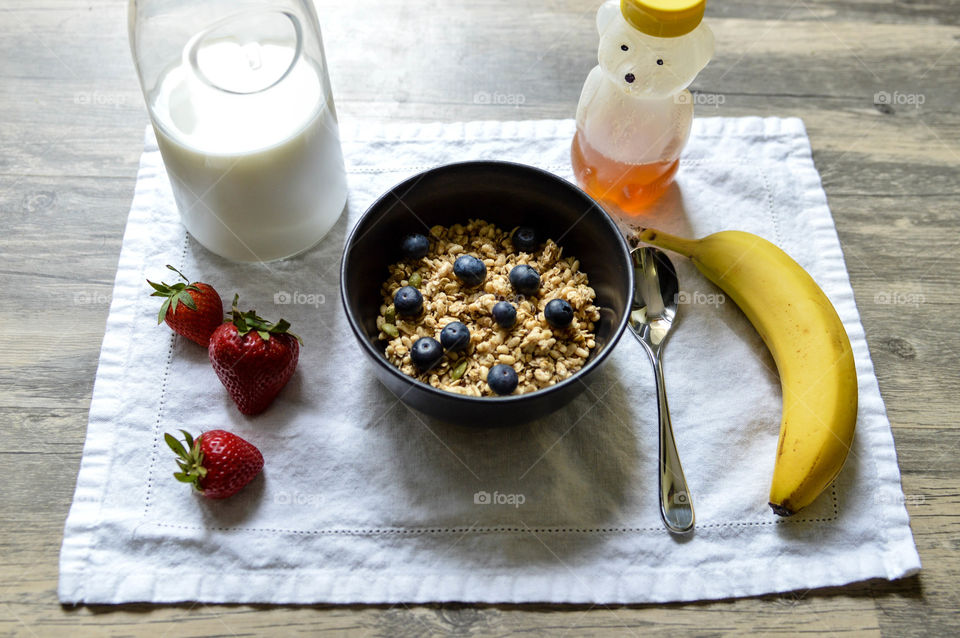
(65, 573), (923, 615)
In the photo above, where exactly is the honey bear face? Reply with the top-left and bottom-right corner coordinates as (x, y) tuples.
(596, 1), (713, 98)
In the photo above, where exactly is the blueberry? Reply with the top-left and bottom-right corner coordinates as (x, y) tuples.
(453, 255), (487, 288)
(440, 321), (470, 352)
(410, 337), (443, 371)
(393, 286), (423, 317)
(544, 298), (574, 328)
(401, 233), (429, 260)
(492, 301), (517, 328)
(512, 227), (539, 252)
(487, 364), (519, 395)
(509, 264), (540, 296)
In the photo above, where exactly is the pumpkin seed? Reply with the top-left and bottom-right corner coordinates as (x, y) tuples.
(450, 359), (468, 380)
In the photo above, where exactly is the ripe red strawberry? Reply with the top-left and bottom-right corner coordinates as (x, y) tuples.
(166, 429), (263, 499)
(209, 295), (302, 415)
(147, 265), (223, 347)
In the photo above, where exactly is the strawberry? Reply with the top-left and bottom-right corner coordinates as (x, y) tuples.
(147, 265), (223, 347)
(166, 429), (263, 499)
(209, 295), (302, 415)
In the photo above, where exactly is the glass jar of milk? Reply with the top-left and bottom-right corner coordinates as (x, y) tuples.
(129, 0), (347, 262)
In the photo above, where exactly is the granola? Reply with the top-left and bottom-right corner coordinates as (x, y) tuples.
(376, 220), (601, 396)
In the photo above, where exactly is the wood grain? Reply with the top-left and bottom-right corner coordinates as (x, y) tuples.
(1, 0), (958, 635)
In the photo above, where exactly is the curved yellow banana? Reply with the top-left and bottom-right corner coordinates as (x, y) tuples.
(633, 228), (858, 516)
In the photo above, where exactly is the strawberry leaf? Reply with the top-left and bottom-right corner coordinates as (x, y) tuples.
(226, 295), (303, 344)
(170, 290), (197, 315)
(167, 430), (206, 491)
(157, 297), (173, 324)
(166, 264), (190, 282)
(165, 432), (187, 458)
(148, 268), (202, 322)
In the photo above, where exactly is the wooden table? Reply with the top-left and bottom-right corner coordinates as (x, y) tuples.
(2, 0), (957, 634)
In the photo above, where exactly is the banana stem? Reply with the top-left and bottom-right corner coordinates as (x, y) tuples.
(631, 228), (698, 258)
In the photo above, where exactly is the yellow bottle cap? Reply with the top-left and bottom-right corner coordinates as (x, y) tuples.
(620, 0), (707, 38)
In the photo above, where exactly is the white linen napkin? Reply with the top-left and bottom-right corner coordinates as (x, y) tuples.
(59, 117), (920, 604)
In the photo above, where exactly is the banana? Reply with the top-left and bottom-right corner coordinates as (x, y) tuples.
(632, 228), (858, 516)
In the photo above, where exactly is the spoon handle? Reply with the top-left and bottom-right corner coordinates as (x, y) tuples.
(652, 355), (695, 534)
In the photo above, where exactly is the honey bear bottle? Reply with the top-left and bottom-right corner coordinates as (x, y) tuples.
(572, 0), (713, 214)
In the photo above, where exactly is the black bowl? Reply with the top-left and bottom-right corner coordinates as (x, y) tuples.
(340, 161), (633, 427)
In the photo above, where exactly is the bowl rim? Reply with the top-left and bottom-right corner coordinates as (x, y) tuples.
(339, 159), (634, 406)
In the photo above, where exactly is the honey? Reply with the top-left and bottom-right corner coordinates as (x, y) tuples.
(571, 128), (679, 215)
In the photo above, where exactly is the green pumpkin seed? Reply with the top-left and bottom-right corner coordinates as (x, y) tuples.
(382, 323), (399, 338)
(450, 359), (468, 380)
(409, 272), (422, 289)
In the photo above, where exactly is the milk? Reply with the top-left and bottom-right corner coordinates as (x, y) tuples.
(150, 40), (347, 262)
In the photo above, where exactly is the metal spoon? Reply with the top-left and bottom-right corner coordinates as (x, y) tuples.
(628, 246), (694, 534)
